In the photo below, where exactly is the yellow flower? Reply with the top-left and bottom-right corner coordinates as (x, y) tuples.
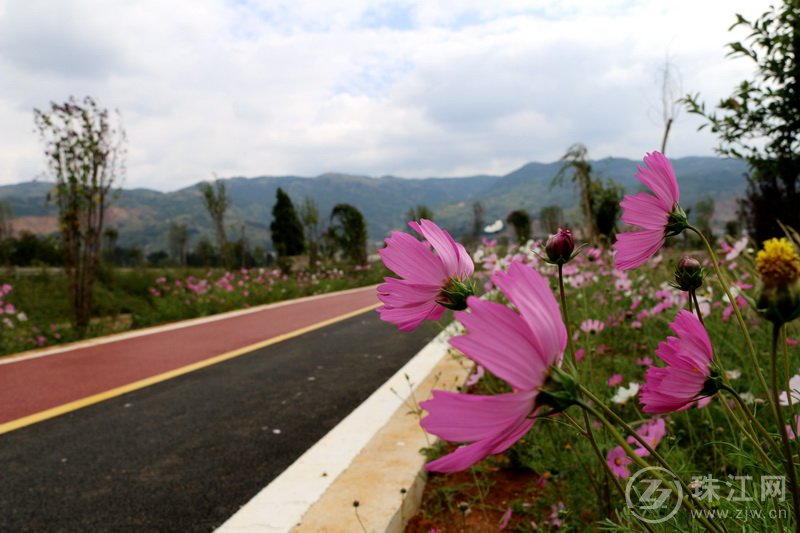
(756, 238), (800, 286)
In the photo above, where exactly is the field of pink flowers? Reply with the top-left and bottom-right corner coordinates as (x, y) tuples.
(0, 263), (384, 356)
(378, 153), (800, 531)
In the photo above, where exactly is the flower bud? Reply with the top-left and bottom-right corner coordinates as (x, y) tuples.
(545, 229), (575, 265)
(673, 256), (704, 292)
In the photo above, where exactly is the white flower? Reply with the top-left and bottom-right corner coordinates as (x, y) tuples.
(779, 375), (800, 406)
(16, 312), (27, 322)
(726, 237), (748, 261)
(739, 392), (756, 404)
(612, 382), (640, 405)
(725, 369), (741, 380)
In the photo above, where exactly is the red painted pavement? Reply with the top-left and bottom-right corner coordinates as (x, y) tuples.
(0, 286), (379, 424)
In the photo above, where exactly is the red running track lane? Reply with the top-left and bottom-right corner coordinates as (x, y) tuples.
(0, 286), (379, 425)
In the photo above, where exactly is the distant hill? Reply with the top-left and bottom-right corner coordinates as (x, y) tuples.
(0, 156), (748, 253)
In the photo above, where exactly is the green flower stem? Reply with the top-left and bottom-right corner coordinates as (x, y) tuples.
(771, 324), (800, 532)
(689, 225), (772, 406)
(690, 290), (705, 327)
(562, 412), (617, 511)
(557, 262), (577, 371)
(577, 399), (724, 533)
(565, 411), (658, 533)
(783, 326), (796, 416)
(719, 383), (782, 457)
(718, 389), (777, 470)
(578, 386), (724, 530)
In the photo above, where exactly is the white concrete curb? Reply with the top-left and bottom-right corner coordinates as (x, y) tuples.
(217, 324), (459, 532)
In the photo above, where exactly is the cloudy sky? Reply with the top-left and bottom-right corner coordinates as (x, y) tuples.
(0, 0), (772, 191)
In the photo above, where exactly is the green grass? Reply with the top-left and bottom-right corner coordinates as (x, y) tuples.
(0, 262), (387, 355)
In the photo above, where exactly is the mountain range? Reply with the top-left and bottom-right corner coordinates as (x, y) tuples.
(0, 156), (749, 253)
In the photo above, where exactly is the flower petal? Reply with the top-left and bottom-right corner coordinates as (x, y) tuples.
(376, 301), (444, 331)
(420, 389), (537, 443)
(421, 390), (536, 473)
(491, 261), (566, 368)
(450, 297), (548, 391)
(620, 193), (669, 230)
(410, 219), (474, 279)
(612, 229), (664, 270)
(635, 151), (680, 209)
(379, 231), (446, 284)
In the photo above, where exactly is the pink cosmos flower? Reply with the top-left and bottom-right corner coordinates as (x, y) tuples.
(580, 319), (604, 335)
(787, 415), (800, 440)
(607, 446), (633, 478)
(420, 261), (566, 472)
(607, 374), (623, 386)
(640, 310), (715, 414)
(377, 219), (474, 331)
(613, 152), (684, 270)
(628, 417), (667, 456)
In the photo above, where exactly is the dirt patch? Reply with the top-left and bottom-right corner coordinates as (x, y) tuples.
(405, 446), (578, 532)
(11, 215), (58, 235)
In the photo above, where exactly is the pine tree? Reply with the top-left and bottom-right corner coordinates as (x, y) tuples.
(270, 188), (305, 257)
(506, 210), (532, 244)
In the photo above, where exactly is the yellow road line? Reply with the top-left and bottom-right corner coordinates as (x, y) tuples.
(0, 303), (380, 436)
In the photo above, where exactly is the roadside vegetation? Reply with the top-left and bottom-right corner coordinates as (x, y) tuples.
(0, 262), (386, 356)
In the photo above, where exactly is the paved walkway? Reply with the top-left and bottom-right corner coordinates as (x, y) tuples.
(0, 286), (441, 531)
(0, 286), (378, 430)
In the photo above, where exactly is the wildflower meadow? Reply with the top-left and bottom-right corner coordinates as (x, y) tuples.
(378, 152), (800, 531)
(0, 262), (384, 356)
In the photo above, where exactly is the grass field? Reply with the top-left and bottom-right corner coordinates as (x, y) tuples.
(0, 262), (387, 356)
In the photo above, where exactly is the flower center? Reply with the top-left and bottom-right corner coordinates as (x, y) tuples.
(756, 238), (800, 286)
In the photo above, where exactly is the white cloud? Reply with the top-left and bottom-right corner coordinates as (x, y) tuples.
(0, 0), (775, 190)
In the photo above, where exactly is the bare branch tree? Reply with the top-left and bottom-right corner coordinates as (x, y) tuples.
(658, 57), (682, 154)
(34, 96), (126, 332)
(199, 179), (230, 268)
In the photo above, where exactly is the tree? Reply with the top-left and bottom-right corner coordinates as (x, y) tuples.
(328, 203), (367, 264)
(298, 196), (321, 269)
(657, 57), (682, 154)
(199, 180), (230, 268)
(692, 196), (716, 244)
(506, 210), (532, 244)
(539, 205), (564, 235)
(471, 201), (485, 245)
(146, 250), (169, 266)
(34, 96), (125, 332)
(10, 232), (62, 266)
(551, 143), (595, 241)
(270, 188), (305, 258)
(168, 221), (188, 266)
(405, 204), (434, 222)
(591, 178), (625, 241)
(0, 201), (13, 265)
(190, 237), (218, 267)
(103, 226), (118, 265)
(683, 1), (800, 243)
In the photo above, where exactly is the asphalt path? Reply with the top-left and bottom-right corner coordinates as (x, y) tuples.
(0, 302), (440, 531)
(0, 286), (380, 426)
